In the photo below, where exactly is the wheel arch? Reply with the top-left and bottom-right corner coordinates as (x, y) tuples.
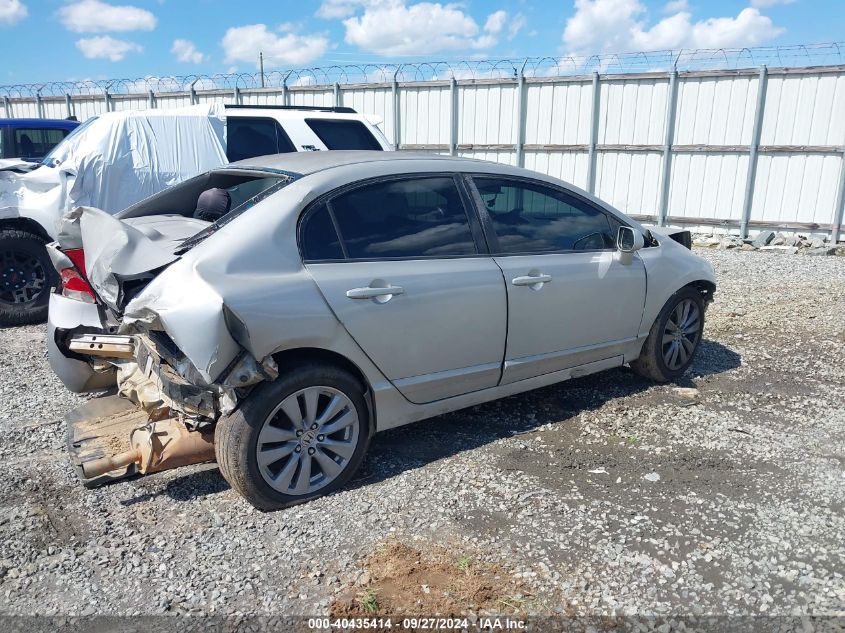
(0, 217), (52, 242)
(270, 347), (377, 434)
(684, 279), (716, 306)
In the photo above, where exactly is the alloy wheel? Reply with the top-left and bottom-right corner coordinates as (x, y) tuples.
(661, 298), (701, 371)
(0, 248), (47, 306)
(255, 386), (360, 496)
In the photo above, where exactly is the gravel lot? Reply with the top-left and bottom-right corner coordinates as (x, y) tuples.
(0, 249), (843, 622)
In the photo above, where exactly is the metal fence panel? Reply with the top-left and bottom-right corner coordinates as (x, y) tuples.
(674, 75), (758, 145)
(753, 153), (842, 227)
(401, 85), (450, 146)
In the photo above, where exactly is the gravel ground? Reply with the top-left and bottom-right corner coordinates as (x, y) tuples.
(0, 249), (843, 622)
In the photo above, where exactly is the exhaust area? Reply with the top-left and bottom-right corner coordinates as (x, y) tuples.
(67, 395), (216, 487)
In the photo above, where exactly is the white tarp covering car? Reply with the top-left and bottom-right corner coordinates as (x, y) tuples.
(0, 105), (228, 326)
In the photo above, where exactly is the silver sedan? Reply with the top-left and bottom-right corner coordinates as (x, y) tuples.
(47, 151), (715, 510)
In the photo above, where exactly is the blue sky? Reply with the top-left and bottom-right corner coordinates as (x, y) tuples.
(0, 0), (842, 83)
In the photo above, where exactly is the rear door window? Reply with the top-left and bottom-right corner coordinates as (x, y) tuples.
(14, 127), (71, 159)
(227, 117), (296, 162)
(302, 176), (477, 261)
(305, 119), (382, 151)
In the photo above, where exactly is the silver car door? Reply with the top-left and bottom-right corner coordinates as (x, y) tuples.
(468, 176), (647, 385)
(300, 175), (507, 404)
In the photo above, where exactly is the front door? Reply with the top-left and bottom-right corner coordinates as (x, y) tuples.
(468, 176), (647, 384)
(301, 175), (507, 403)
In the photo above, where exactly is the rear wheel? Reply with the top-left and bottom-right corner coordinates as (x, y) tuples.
(215, 362), (371, 511)
(631, 286), (705, 383)
(0, 228), (58, 327)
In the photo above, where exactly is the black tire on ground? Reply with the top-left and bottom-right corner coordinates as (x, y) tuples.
(630, 286), (705, 383)
(0, 228), (59, 327)
(215, 362), (371, 511)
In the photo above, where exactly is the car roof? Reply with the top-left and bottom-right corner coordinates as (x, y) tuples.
(228, 150), (499, 177)
(0, 118), (80, 129)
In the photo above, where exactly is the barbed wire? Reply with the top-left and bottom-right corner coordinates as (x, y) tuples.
(2, 42), (843, 98)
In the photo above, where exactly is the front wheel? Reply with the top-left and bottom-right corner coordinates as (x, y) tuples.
(215, 362), (371, 511)
(0, 228), (59, 327)
(631, 287), (705, 383)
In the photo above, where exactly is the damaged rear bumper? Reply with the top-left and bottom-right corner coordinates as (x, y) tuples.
(121, 333), (219, 419)
(47, 292), (117, 393)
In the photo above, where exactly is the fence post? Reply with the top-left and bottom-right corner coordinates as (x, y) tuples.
(282, 71), (291, 106)
(3, 96), (10, 118)
(64, 93), (73, 118)
(586, 71), (600, 194)
(190, 80), (198, 105)
(657, 68), (679, 226)
(515, 60), (528, 168)
(103, 88), (111, 113)
(148, 89), (156, 109)
(740, 65), (768, 239)
(233, 86), (241, 105)
(36, 90), (44, 119)
(392, 70), (401, 151)
(449, 77), (458, 156)
(333, 82), (341, 107)
(831, 149), (845, 244)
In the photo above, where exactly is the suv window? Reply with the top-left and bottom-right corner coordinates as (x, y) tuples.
(305, 119), (382, 151)
(303, 177), (477, 261)
(472, 177), (617, 254)
(14, 127), (71, 159)
(227, 117), (296, 162)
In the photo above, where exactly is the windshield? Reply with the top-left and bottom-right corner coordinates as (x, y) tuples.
(41, 116), (99, 167)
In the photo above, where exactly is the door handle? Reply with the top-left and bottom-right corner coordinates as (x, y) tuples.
(512, 274), (552, 287)
(346, 286), (405, 300)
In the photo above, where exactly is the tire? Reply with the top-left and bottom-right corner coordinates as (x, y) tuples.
(0, 228), (59, 327)
(215, 362), (371, 511)
(631, 286), (705, 383)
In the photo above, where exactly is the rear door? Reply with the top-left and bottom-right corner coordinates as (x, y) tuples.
(468, 175), (647, 384)
(300, 175), (507, 404)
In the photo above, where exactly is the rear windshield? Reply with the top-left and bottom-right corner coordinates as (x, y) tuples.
(305, 118), (382, 151)
(175, 174), (294, 254)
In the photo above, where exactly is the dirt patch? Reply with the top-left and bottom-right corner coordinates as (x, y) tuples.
(330, 541), (535, 622)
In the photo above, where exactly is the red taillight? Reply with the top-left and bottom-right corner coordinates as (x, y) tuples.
(59, 249), (97, 304)
(64, 248), (87, 276)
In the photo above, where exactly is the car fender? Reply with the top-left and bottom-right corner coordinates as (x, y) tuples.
(637, 237), (716, 337)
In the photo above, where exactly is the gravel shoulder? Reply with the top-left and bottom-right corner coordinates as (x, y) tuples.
(0, 249), (843, 619)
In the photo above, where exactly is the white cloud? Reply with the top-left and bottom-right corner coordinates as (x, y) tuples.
(342, 1), (512, 56)
(171, 38), (205, 64)
(563, 0), (784, 55)
(0, 0), (27, 26)
(76, 35), (143, 61)
(221, 24), (329, 67)
(316, 0), (370, 19)
(663, 0), (687, 12)
(59, 0), (156, 33)
(508, 13), (527, 41)
(750, 0), (796, 7)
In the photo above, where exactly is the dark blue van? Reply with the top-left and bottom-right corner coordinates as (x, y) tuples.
(0, 118), (80, 162)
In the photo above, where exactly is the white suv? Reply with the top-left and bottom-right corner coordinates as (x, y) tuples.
(225, 105), (390, 157)
(0, 104), (391, 326)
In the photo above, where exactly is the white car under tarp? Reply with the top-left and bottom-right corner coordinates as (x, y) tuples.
(0, 104), (228, 241)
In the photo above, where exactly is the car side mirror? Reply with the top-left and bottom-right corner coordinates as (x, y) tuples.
(617, 226), (645, 253)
